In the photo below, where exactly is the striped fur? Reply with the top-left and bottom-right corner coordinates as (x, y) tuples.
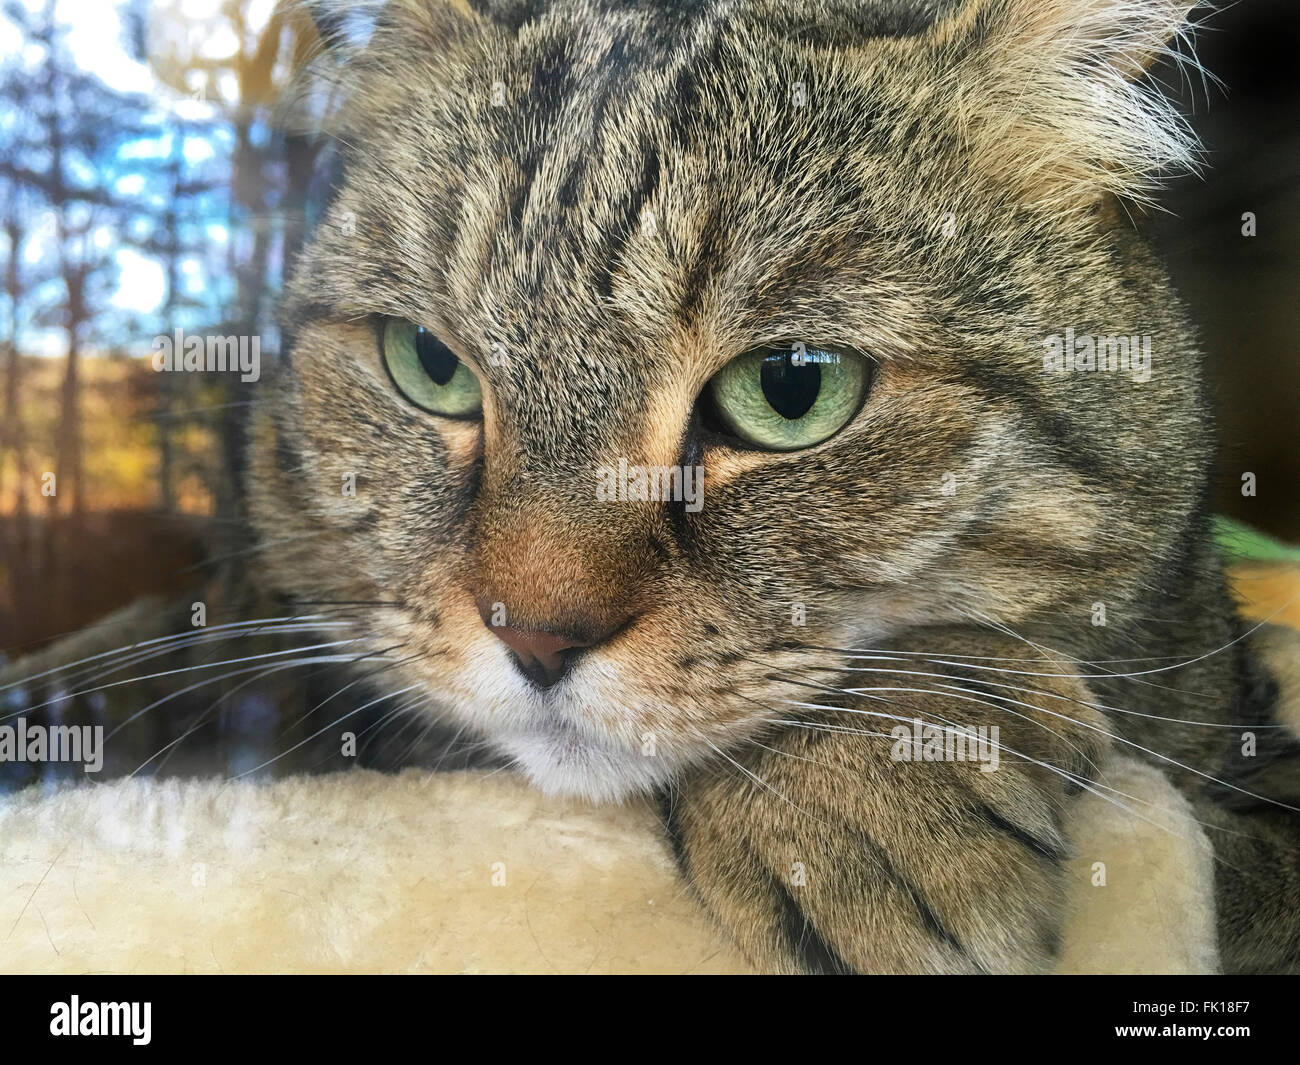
(246, 0), (1300, 972)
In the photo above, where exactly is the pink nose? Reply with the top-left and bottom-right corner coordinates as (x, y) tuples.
(475, 599), (620, 688)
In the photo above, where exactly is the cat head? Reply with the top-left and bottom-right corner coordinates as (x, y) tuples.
(250, 0), (1208, 799)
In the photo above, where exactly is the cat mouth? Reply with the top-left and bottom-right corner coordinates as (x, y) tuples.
(494, 716), (669, 802)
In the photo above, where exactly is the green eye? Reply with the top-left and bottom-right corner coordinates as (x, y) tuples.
(381, 318), (482, 417)
(705, 344), (872, 450)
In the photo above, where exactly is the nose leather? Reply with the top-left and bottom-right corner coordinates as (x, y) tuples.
(475, 598), (624, 688)
(494, 626), (588, 677)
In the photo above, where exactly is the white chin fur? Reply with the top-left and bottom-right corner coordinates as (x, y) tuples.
(496, 729), (674, 804)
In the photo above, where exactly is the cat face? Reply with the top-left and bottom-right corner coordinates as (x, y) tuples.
(250, 0), (1205, 799)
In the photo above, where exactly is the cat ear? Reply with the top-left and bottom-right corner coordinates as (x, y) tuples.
(275, 1), (388, 140)
(930, 0), (1205, 212)
(298, 0), (385, 57)
(297, 0), (496, 55)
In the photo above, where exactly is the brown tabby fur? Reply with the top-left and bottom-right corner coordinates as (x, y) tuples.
(8, 0), (1297, 974)
(236, 0), (1300, 972)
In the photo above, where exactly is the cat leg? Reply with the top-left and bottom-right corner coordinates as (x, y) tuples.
(1195, 622), (1300, 973)
(660, 632), (1109, 974)
(1195, 803), (1300, 973)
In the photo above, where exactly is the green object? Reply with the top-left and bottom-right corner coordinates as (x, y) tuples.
(382, 318), (482, 417)
(706, 345), (871, 451)
(1214, 516), (1300, 564)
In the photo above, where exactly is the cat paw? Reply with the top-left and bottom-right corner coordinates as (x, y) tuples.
(660, 710), (1085, 973)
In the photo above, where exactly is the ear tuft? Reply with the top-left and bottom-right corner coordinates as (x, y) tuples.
(937, 0), (1209, 214)
(274, 0), (387, 141)
(278, 0), (488, 142)
(299, 0), (385, 55)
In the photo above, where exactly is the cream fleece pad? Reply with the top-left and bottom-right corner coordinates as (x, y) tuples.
(0, 757), (1215, 974)
(1056, 756), (1218, 974)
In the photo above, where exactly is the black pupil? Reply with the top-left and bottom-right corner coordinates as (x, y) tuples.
(760, 351), (822, 420)
(415, 327), (458, 386)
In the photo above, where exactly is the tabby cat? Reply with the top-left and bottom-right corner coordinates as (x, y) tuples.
(15, 0), (1300, 974)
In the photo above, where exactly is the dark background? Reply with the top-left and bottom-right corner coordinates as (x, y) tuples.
(1151, 0), (1300, 536)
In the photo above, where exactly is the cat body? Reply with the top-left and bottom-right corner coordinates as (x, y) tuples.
(13, 0), (1296, 974)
